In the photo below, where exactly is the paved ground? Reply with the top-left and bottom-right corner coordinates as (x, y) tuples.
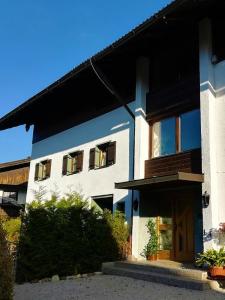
(14, 275), (225, 300)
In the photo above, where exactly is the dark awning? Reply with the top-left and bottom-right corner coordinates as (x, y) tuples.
(115, 172), (204, 190)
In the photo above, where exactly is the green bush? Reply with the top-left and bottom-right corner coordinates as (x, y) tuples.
(16, 192), (129, 283)
(141, 218), (159, 258)
(2, 217), (21, 244)
(196, 248), (225, 267)
(0, 221), (13, 300)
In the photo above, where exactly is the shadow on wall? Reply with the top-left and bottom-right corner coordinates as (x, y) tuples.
(200, 60), (225, 97)
(32, 106), (134, 160)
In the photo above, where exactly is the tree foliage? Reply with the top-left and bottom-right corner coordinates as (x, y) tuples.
(0, 221), (13, 300)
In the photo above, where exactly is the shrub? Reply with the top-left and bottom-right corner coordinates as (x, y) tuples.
(2, 217), (21, 244)
(196, 248), (225, 268)
(0, 221), (13, 300)
(141, 218), (158, 258)
(16, 193), (129, 283)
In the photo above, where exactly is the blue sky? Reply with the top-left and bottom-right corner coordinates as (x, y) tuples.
(0, 0), (170, 163)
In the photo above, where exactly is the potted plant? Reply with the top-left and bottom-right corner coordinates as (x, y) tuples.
(142, 218), (158, 260)
(196, 248), (225, 279)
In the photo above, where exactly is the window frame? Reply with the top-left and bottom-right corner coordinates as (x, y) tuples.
(34, 159), (51, 181)
(149, 109), (200, 159)
(89, 141), (116, 170)
(62, 150), (83, 176)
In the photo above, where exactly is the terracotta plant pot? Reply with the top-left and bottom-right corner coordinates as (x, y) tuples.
(209, 266), (225, 279)
(147, 254), (157, 261)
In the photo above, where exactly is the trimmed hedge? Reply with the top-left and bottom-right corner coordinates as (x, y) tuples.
(0, 221), (13, 300)
(16, 193), (129, 283)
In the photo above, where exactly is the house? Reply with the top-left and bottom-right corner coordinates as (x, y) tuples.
(0, 158), (30, 217)
(0, 0), (225, 262)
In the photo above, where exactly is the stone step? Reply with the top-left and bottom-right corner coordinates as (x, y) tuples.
(114, 261), (207, 281)
(102, 262), (210, 291)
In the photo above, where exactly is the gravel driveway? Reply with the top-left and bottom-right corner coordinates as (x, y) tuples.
(14, 275), (225, 300)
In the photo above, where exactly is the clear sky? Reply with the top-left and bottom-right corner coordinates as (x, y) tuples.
(0, 0), (171, 163)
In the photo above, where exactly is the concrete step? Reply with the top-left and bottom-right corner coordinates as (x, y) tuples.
(102, 262), (210, 291)
(114, 260), (207, 281)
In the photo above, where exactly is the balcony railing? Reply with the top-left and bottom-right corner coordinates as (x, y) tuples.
(145, 149), (202, 178)
(0, 197), (18, 206)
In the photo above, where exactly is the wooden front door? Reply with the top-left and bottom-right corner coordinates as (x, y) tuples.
(156, 191), (194, 262)
(173, 196), (194, 262)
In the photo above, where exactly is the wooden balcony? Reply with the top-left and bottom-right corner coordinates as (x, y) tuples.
(145, 149), (202, 178)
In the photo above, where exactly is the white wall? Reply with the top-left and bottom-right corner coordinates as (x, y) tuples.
(26, 104), (135, 221)
(132, 57), (150, 259)
(199, 19), (225, 250)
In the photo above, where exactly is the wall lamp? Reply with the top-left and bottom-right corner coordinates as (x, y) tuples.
(202, 191), (210, 208)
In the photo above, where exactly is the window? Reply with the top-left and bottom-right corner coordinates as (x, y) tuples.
(34, 160), (51, 181)
(89, 142), (116, 170)
(180, 110), (201, 151)
(62, 151), (83, 176)
(152, 118), (176, 157)
(116, 201), (125, 214)
(92, 195), (113, 212)
(151, 109), (200, 158)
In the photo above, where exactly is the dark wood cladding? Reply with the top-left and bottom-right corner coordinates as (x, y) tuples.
(145, 149), (202, 178)
(146, 77), (200, 119)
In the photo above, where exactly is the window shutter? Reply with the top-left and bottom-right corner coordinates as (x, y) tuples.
(34, 163), (39, 181)
(107, 141), (116, 165)
(45, 160), (52, 178)
(62, 155), (68, 175)
(95, 147), (100, 168)
(89, 148), (95, 169)
(77, 151), (83, 172)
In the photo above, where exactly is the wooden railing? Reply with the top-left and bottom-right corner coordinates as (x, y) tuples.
(145, 149), (202, 178)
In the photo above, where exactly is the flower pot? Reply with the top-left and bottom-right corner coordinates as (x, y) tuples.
(209, 267), (225, 279)
(147, 254), (157, 261)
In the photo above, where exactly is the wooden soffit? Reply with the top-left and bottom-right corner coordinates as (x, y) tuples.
(0, 167), (29, 186)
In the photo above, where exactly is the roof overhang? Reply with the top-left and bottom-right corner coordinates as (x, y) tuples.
(115, 172), (204, 190)
(0, 0), (218, 132)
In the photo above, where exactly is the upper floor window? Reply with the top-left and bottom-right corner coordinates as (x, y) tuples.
(89, 142), (116, 170)
(151, 109), (201, 158)
(152, 117), (176, 157)
(34, 160), (51, 181)
(180, 110), (201, 152)
(62, 151), (83, 176)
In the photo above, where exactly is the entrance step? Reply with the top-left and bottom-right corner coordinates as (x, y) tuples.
(115, 260), (207, 281)
(102, 261), (210, 291)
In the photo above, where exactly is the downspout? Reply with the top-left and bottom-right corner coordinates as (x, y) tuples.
(89, 58), (136, 248)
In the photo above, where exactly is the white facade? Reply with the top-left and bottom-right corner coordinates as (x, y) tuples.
(199, 19), (225, 250)
(24, 17), (225, 258)
(26, 102), (135, 221)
